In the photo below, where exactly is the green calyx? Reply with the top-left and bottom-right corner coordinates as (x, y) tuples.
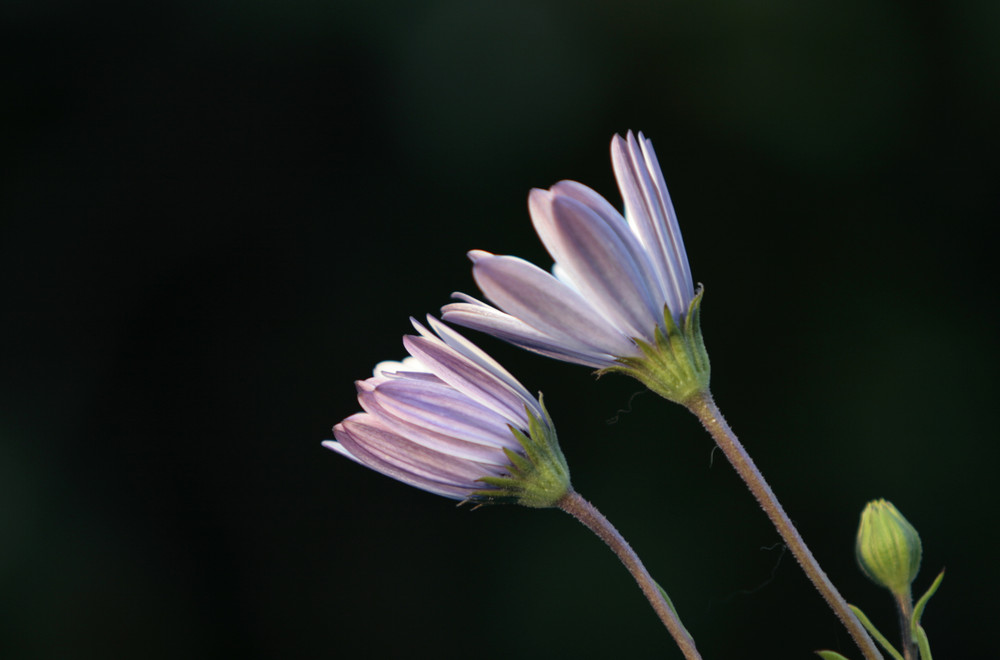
(855, 499), (922, 597)
(599, 287), (711, 406)
(473, 395), (572, 509)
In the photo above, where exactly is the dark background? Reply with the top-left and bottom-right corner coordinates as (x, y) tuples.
(2, 1), (997, 658)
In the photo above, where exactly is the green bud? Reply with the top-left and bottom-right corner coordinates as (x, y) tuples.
(855, 499), (922, 596)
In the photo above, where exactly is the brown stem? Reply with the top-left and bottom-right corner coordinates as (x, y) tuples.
(685, 390), (882, 660)
(895, 588), (917, 660)
(557, 490), (702, 660)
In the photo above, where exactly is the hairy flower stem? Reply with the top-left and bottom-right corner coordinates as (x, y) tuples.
(895, 589), (917, 660)
(685, 391), (883, 660)
(557, 490), (702, 660)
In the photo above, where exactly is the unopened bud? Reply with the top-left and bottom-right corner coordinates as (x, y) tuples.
(855, 499), (922, 596)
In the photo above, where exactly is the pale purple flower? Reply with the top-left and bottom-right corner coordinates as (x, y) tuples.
(325, 316), (569, 503)
(443, 131), (696, 370)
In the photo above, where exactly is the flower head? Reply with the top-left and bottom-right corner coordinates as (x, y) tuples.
(325, 316), (571, 507)
(443, 131), (710, 404)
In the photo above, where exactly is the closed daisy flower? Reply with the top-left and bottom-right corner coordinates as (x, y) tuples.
(325, 316), (570, 507)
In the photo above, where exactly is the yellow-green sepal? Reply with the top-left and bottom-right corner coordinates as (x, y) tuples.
(599, 287), (710, 406)
(473, 395), (571, 509)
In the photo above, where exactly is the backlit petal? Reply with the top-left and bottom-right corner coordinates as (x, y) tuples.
(442, 296), (617, 368)
(403, 334), (530, 427)
(529, 189), (661, 337)
(470, 252), (637, 358)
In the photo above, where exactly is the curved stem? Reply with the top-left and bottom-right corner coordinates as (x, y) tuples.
(685, 390), (882, 660)
(557, 490), (702, 660)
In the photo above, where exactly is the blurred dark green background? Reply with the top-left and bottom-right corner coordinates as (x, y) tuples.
(2, 1), (997, 658)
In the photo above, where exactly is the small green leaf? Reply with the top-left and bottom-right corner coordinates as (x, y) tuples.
(914, 624), (933, 660)
(911, 569), (944, 630)
(909, 570), (943, 660)
(815, 651), (852, 660)
(652, 579), (691, 638)
(848, 604), (904, 660)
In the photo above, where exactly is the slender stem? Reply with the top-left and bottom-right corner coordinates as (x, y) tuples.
(894, 589), (917, 660)
(685, 390), (883, 660)
(557, 490), (702, 660)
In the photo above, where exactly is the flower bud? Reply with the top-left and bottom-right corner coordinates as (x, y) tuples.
(855, 499), (922, 596)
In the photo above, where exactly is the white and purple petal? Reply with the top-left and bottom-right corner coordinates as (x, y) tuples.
(411, 315), (542, 419)
(468, 252), (637, 358)
(529, 189), (661, 338)
(548, 180), (669, 305)
(359, 377), (522, 459)
(402, 334), (531, 428)
(441, 294), (618, 368)
(635, 133), (694, 300)
(328, 417), (494, 499)
(612, 131), (694, 320)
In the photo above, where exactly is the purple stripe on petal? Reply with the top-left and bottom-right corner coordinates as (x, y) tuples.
(548, 180), (625, 229)
(336, 416), (507, 489)
(362, 413), (515, 466)
(384, 371), (445, 384)
(445, 292), (607, 357)
(549, 180), (669, 307)
(411, 316), (543, 420)
(612, 134), (674, 308)
(402, 335), (531, 427)
(363, 378), (522, 454)
(613, 132), (693, 319)
(442, 297), (618, 368)
(323, 438), (479, 500)
(470, 253), (637, 358)
(542, 193), (662, 339)
(636, 132), (694, 301)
